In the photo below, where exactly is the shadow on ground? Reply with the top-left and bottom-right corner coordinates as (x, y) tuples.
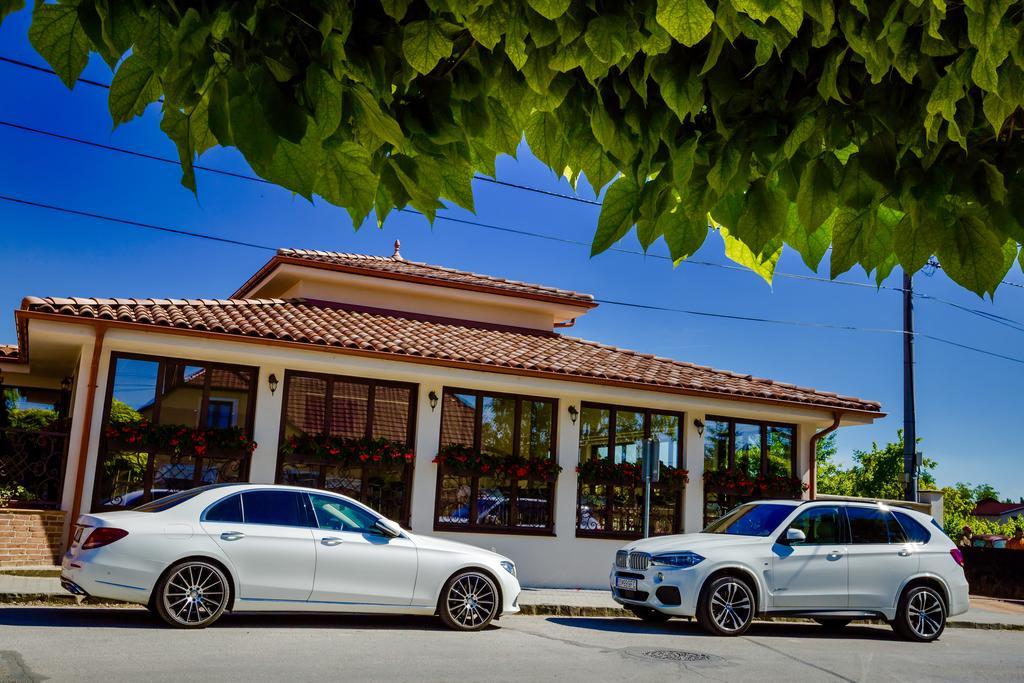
(545, 616), (898, 641)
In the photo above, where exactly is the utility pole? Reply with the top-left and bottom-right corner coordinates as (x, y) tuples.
(903, 270), (918, 502)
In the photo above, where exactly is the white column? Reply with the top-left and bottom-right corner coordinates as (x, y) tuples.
(59, 342), (96, 514)
(409, 386), (442, 532)
(683, 412), (706, 532)
(78, 346), (112, 514)
(797, 423), (812, 499)
(554, 396), (582, 537)
(247, 365), (285, 484)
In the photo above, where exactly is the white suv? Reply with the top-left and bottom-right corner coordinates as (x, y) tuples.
(610, 500), (969, 641)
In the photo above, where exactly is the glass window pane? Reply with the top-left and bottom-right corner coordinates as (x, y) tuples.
(157, 364), (206, 427)
(578, 483), (607, 531)
(516, 479), (551, 528)
(894, 511), (932, 544)
(650, 414), (680, 467)
(476, 476), (512, 526)
(205, 494), (243, 523)
(579, 406), (609, 464)
(703, 420), (730, 473)
(767, 425), (794, 478)
(704, 503), (793, 536)
(789, 506), (842, 544)
(372, 385), (410, 443)
(613, 410), (644, 464)
(440, 393), (476, 446)
(241, 490), (306, 527)
(847, 506), (893, 544)
(4, 386), (61, 429)
(610, 483), (642, 534)
(480, 395), (515, 458)
(734, 423), (762, 478)
(322, 464), (363, 499)
(331, 380), (368, 438)
(279, 462), (320, 488)
(109, 357), (158, 421)
(649, 484), (677, 535)
(206, 367), (252, 428)
(519, 400), (553, 459)
(437, 475), (472, 524)
(283, 376), (327, 437)
(309, 493), (378, 532)
(364, 467), (407, 522)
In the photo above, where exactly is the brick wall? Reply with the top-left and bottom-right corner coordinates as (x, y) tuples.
(0, 509), (66, 567)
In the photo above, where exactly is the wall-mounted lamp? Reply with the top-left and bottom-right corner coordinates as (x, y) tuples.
(428, 390), (439, 411)
(568, 405), (579, 424)
(268, 373), (279, 395)
(61, 376), (73, 391)
(693, 418), (705, 437)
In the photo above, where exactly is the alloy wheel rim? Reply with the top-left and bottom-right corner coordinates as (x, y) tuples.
(908, 590), (944, 638)
(163, 563), (226, 626)
(447, 573), (497, 628)
(709, 580), (752, 633)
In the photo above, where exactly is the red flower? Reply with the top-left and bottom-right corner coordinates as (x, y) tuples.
(372, 455), (381, 462)
(359, 454), (369, 462)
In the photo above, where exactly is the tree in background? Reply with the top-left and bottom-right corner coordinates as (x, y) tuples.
(815, 430), (935, 500)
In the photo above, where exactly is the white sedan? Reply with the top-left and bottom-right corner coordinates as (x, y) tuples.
(61, 484), (521, 630)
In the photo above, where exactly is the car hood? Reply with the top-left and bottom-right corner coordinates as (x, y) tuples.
(619, 533), (768, 555)
(407, 532), (508, 562)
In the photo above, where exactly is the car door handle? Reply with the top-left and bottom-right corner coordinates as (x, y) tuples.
(220, 531), (245, 541)
(898, 548), (912, 557)
(827, 550), (843, 560)
(320, 537), (344, 546)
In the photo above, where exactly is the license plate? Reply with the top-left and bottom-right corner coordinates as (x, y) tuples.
(616, 577), (638, 591)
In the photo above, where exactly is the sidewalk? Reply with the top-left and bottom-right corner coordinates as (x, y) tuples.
(3, 569), (1022, 630)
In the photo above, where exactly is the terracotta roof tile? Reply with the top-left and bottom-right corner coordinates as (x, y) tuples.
(23, 297), (881, 413)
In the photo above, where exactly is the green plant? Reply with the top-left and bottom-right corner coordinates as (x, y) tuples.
(10, 2), (1024, 294)
(0, 484), (31, 507)
(434, 443), (562, 480)
(280, 433), (415, 466)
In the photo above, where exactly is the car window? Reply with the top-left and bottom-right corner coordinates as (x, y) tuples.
(204, 494), (243, 523)
(893, 510), (931, 544)
(788, 506), (843, 545)
(241, 490), (307, 527)
(308, 493), (379, 533)
(846, 506), (907, 544)
(704, 503), (794, 536)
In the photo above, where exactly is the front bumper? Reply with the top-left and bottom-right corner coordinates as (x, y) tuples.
(608, 565), (705, 617)
(498, 572), (521, 616)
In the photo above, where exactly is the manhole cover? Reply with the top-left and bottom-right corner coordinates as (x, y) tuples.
(624, 647), (721, 665)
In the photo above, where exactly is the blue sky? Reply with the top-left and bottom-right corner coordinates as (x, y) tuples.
(1, 9), (1022, 500)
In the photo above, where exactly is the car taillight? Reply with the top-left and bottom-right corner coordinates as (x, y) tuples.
(81, 528), (128, 550)
(950, 548), (965, 567)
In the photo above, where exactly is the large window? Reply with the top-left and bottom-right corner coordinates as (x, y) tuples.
(702, 416), (797, 526)
(275, 371), (417, 525)
(577, 404), (684, 539)
(94, 353), (257, 510)
(434, 388), (557, 534)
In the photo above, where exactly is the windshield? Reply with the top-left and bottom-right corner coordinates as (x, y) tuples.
(133, 484), (233, 512)
(704, 503), (794, 536)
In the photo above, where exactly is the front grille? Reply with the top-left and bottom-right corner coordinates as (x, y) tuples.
(615, 550), (629, 568)
(617, 588), (649, 601)
(628, 552), (651, 571)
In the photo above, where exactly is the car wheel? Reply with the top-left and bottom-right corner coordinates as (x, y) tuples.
(154, 560), (230, 629)
(627, 605), (672, 623)
(814, 618), (852, 630)
(697, 575), (755, 636)
(893, 585), (946, 642)
(439, 571), (499, 631)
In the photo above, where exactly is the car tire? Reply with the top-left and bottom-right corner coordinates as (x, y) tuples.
(814, 618), (852, 630)
(893, 585), (946, 642)
(696, 575), (756, 637)
(154, 560), (230, 629)
(439, 570), (500, 631)
(627, 605), (672, 623)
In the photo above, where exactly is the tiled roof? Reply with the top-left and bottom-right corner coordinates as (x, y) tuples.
(233, 248), (596, 306)
(21, 296), (881, 413)
(0, 344), (19, 361)
(972, 500), (1024, 517)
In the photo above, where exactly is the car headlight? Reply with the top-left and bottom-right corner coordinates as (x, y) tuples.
(500, 560), (517, 577)
(651, 552), (705, 568)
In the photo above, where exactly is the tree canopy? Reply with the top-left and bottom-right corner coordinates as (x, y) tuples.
(8, 1), (1024, 294)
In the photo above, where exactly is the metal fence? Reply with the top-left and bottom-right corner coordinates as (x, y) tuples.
(0, 427), (69, 508)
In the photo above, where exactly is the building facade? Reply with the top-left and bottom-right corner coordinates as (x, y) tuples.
(0, 245), (882, 586)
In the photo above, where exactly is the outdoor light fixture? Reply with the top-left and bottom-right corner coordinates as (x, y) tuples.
(61, 376), (72, 391)
(428, 391), (439, 411)
(568, 405), (579, 424)
(693, 418), (705, 437)
(268, 373), (279, 395)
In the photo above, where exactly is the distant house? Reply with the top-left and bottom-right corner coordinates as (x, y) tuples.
(972, 498), (1024, 525)
(0, 244), (884, 586)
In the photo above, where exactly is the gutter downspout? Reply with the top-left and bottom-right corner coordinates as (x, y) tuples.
(66, 323), (107, 547)
(808, 411), (843, 500)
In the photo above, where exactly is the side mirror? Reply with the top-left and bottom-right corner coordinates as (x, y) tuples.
(374, 518), (403, 538)
(785, 528), (806, 544)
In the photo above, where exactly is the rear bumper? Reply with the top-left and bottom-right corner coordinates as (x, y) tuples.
(61, 552), (154, 605)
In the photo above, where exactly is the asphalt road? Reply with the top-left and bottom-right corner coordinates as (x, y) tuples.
(1, 607), (1021, 682)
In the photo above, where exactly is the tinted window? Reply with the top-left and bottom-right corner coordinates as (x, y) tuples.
(894, 511), (932, 544)
(789, 506), (843, 544)
(704, 503), (794, 537)
(134, 484), (229, 512)
(847, 507), (906, 544)
(308, 493), (379, 533)
(241, 491), (307, 527)
(205, 494), (243, 523)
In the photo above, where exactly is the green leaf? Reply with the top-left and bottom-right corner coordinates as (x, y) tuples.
(658, 204), (709, 262)
(656, 0), (714, 47)
(525, 111), (570, 175)
(584, 15), (629, 64)
(160, 97), (216, 193)
(402, 20), (454, 75)
(259, 117), (322, 201)
(28, 2), (90, 89)
(592, 176), (640, 254)
(440, 158), (476, 212)
(783, 113), (816, 159)
(830, 206), (896, 278)
(107, 55), (161, 126)
(978, 160), (1007, 204)
(0, 1), (25, 28)
(318, 142), (379, 227)
(135, 10), (174, 70)
(229, 93), (278, 172)
(652, 59), (702, 122)
(389, 155), (445, 221)
(721, 227), (782, 285)
(893, 212), (936, 276)
(527, 0), (571, 21)
(734, 179), (789, 257)
(351, 85), (407, 151)
(783, 202), (833, 272)
(305, 66), (343, 139)
(796, 158), (837, 232)
(935, 214), (1008, 296)
(380, 0), (412, 21)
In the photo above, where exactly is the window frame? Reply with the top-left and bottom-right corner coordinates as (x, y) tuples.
(575, 401), (685, 541)
(433, 386), (559, 536)
(274, 370), (418, 526)
(782, 504), (849, 546)
(94, 352), (259, 511)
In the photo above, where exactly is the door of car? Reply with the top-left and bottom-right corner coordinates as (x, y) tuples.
(770, 505), (848, 608)
(845, 505), (919, 609)
(305, 492), (418, 606)
(200, 490), (316, 602)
